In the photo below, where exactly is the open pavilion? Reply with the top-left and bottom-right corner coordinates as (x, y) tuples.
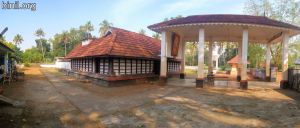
(148, 14), (300, 89)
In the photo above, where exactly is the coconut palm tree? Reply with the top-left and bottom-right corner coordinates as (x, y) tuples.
(61, 31), (69, 56)
(99, 20), (113, 37)
(80, 21), (94, 33)
(35, 28), (45, 59)
(13, 34), (23, 46)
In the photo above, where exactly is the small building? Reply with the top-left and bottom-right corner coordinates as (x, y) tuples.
(55, 57), (71, 70)
(66, 27), (182, 86)
(227, 55), (249, 76)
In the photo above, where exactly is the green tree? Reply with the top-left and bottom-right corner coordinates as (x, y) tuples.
(152, 33), (160, 39)
(22, 47), (43, 63)
(35, 28), (46, 60)
(13, 34), (23, 46)
(185, 42), (198, 66)
(244, 0), (300, 68)
(164, 15), (183, 21)
(248, 43), (265, 68)
(99, 20), (113, 37)
(80, 21), (94, 33)
(61, 31), (69, 56)
(50, 26), (86, 57)
(138, 29), (146, 35)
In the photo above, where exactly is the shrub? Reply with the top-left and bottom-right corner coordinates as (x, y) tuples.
(24, 63), (30, 67)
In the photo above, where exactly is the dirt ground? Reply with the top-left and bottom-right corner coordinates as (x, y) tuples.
(0, 66), (300, 128)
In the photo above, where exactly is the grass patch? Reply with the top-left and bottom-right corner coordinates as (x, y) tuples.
(185, 69), (197, 75)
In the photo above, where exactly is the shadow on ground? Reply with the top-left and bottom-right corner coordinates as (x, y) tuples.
(1, 67), (299, 128)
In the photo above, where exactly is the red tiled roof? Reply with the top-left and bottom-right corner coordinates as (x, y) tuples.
(66, 27), (161, 59)
(227, 55), (250, 64)
(148, 14), (300, 32)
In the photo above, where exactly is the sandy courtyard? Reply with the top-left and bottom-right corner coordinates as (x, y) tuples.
(0, 66), (300, 128)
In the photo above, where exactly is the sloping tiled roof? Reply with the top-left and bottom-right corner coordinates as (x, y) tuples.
(0, 42), (14, 53)
(66, 27), (161, 59)
(227, 55), (250, 64)
(148, 14), (300, 32)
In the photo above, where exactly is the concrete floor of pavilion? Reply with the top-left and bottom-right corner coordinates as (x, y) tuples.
(166, 73), (281, 89)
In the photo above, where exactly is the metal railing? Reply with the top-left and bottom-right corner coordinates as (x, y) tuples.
(288, 68), (300, 92)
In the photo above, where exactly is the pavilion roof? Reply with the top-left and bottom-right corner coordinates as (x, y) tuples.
(0, 41), (14, 53)
(227, 55), (250, 64)
(148, 14), (300, 32)
(66, 27), (161, 59)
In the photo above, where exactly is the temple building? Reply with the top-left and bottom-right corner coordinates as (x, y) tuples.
(66, 27), (182, 86)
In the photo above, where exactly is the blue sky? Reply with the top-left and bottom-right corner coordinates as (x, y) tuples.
(0, 0), (247, 50)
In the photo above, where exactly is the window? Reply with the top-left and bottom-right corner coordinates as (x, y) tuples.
(113, 59), (120, 76)
(168, 60), (181, 72)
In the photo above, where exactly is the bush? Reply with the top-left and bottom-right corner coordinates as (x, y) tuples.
(24, 63), (30, 67)
(219, 64), (231, 71)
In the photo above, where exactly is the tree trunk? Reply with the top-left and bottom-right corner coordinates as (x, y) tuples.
(65, 43), (67, 56)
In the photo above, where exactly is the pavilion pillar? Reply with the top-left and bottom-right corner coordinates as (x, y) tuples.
(237, 41), (242, 81)
(265, 43), (271, 81)
(160, 31), (168, 83)
(180, 38), (186, 79)
(215, 55), (219, 70)
(92, 58), (96, 73)
(240, 28), (249, 89)
(196, 28), (205, 88)
(208, 41), (213, 75)
(280, 32), (289, 89)
(4, 53), (8, 73)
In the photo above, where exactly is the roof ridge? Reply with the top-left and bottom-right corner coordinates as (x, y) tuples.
(111, 26), (160, 41)
(107, 30), (117, 55)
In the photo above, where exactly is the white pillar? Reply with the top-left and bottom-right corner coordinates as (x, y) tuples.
(281, 32), (289, 83)
(4, 53), (8, 73)
(196, 28), (205, 87)
(241, 28), (248, 89)
(215, 56), (219, 70)
(180, 39), (185, 78)
(265, 43), (271, 81)
(160, 31), (168, 78)
(208, 41), (213, 75)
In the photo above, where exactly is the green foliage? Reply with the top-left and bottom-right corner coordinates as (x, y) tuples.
(152, 33), (160, 39)
(35, 28), (45, 38)
(99, 20), (113, 37)
(164, 15), (183, 21)
(24, 62), (30, 67)
(185, 42), (198, 66)
(80, 21), (94, 33)
(50, 27), (86, 57)
(218, 47), (237, 67)
(13, 34), (23, 46)
(219, 64), (231, 71)
(244, 0), (300, 69)
(138, 29), (146, 35)
(22, 47), (43, 63)
(248, 43), (265, 68)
